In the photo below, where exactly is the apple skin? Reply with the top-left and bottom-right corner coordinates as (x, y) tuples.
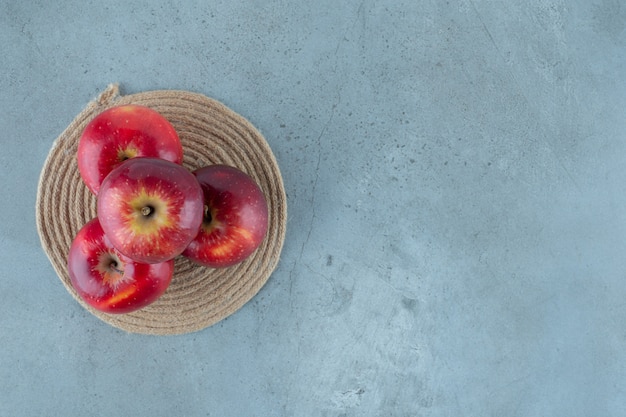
(182, 165), (269, 268)
(77, 104), (183, 195)
(67, 218), (174, 314)
(97, 157), (204, 264)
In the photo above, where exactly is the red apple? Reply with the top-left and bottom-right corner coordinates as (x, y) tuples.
(97, 157), (204, 264)
(77, 104), (183, 195)
(67, 218), (174, 314)
(182, 165), (269, 268)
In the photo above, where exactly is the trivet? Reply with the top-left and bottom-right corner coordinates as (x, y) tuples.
(36, 84), (287, 335)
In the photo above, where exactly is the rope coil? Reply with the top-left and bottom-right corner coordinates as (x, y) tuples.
(36, 84), (287, 335)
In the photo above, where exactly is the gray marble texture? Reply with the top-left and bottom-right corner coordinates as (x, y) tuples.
(2, 0), (625, 415)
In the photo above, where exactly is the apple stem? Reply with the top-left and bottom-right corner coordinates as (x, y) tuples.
(141, 206), (153, 217)
(110, 261), (124, 275)
(204, 205), (212, 223)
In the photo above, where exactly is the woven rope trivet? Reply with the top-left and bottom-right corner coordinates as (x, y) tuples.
(36, 84), (287, 335)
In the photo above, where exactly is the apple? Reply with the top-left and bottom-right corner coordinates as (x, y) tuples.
(97, 157), (204, 264)
(67, 218), (174, 314)
(182, 164), (269, 268)
(77, 104), (183, 195)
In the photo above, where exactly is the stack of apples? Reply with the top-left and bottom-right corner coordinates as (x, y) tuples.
(67, 105), (269, 314)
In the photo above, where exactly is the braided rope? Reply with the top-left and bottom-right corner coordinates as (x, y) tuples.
(36, 84), (287, 335)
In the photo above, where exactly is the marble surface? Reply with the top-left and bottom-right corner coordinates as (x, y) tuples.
(2, 0), (625, 415)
